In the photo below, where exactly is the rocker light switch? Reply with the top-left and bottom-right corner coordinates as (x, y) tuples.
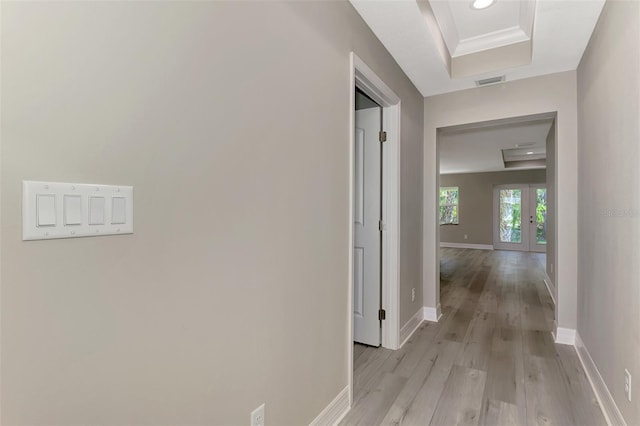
(64, 195), (82, 225)
(111, 197), (126, 224)
(89, 197), (105, 225)
(37, 194), (56, 227)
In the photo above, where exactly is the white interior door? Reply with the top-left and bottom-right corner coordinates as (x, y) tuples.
(493, 184), (546, 252)
(353, 106), (381, 347)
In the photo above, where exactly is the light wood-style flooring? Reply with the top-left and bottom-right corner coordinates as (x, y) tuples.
(342, 248), (606, 426)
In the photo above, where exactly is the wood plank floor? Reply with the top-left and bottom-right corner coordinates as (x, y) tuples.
(342, 248), (606, 426)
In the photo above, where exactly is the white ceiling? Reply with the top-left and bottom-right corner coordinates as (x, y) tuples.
(439, 118), (553, 174)
(349, 0), (605, 96)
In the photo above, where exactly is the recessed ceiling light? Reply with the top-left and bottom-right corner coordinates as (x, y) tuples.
(526, 151), (534, 155)
(471, 0), (495, 10)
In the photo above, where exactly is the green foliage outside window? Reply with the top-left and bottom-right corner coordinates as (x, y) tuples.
(439, 187), (459, 225)
(536, 188), (547, 244)
(499, 189), (522, 243)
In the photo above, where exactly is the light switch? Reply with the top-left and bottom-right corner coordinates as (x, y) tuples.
(89, 197), (105, 225)
(23, 181), (133, 240)
(111, 197), (126, 224)
(37, 194), (56, 227)
(64, 195), (82, 225)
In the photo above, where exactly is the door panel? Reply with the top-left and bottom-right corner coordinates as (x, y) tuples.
(354, 128), (364, 227)
(494, 185), (529, 251)
(499, 188), (523, 244)
(353, 247), (364, 317)
(353, 107), (381, 346)
(529, 186), (547, 253)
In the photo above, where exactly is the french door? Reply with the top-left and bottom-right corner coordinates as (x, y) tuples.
(493, 184), (547, 252)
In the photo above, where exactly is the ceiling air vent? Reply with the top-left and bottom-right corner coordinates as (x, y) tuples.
(515, 142), (535, 148)
(475, 75), (505, 87)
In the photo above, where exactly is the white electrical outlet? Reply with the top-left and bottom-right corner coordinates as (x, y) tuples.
(251, 403), (265, 426)
(625, 369), (632, 402)
(411, 288), (415, 302)
(464, 234), (468, 240)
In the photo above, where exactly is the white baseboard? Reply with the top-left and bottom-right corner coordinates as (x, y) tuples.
(553, 327), (576, 345)
(575, 333), (627, 426)
(543, 273), (556, 305)
(423, 304), (442, 322)
(399, 307), (424, 348)
(309, 385), (350, 426)
(440, 242), (494, 250)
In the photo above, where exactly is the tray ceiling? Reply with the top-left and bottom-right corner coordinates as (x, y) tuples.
(350, 0), (605, 96)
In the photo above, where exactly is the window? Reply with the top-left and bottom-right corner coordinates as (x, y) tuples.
(439, 187), (459, 225)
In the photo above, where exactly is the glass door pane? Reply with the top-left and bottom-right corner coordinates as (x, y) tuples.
(536, 188), (547, 245)
(499, 189), (522, 243)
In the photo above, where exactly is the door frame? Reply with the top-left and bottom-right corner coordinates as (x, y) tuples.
(348, 52), (401, 404)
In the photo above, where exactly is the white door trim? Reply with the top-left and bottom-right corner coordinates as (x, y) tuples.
(348, 52), (401, 406)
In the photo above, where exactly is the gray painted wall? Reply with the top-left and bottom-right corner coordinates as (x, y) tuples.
(439, 170), (546, 245)
(577, 1), (640, 424)
(0, 2), (424, 424)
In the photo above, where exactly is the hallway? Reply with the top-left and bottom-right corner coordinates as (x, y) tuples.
(342, 248), (606, 425)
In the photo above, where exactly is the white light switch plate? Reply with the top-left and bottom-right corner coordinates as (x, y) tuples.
(23, 181), (133, 241)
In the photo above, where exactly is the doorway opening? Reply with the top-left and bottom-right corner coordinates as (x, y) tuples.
(436, 112), (558, 325)
(348, 52), (401, 405)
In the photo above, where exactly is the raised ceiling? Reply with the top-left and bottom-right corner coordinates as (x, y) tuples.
(438, 117), (553, 174)
(350, 0), (605, 96)
(427, 0), (535, 77)
(442, 1), (527, 45)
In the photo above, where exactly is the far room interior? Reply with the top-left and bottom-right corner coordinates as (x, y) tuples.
(437, 113), (557, 318)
